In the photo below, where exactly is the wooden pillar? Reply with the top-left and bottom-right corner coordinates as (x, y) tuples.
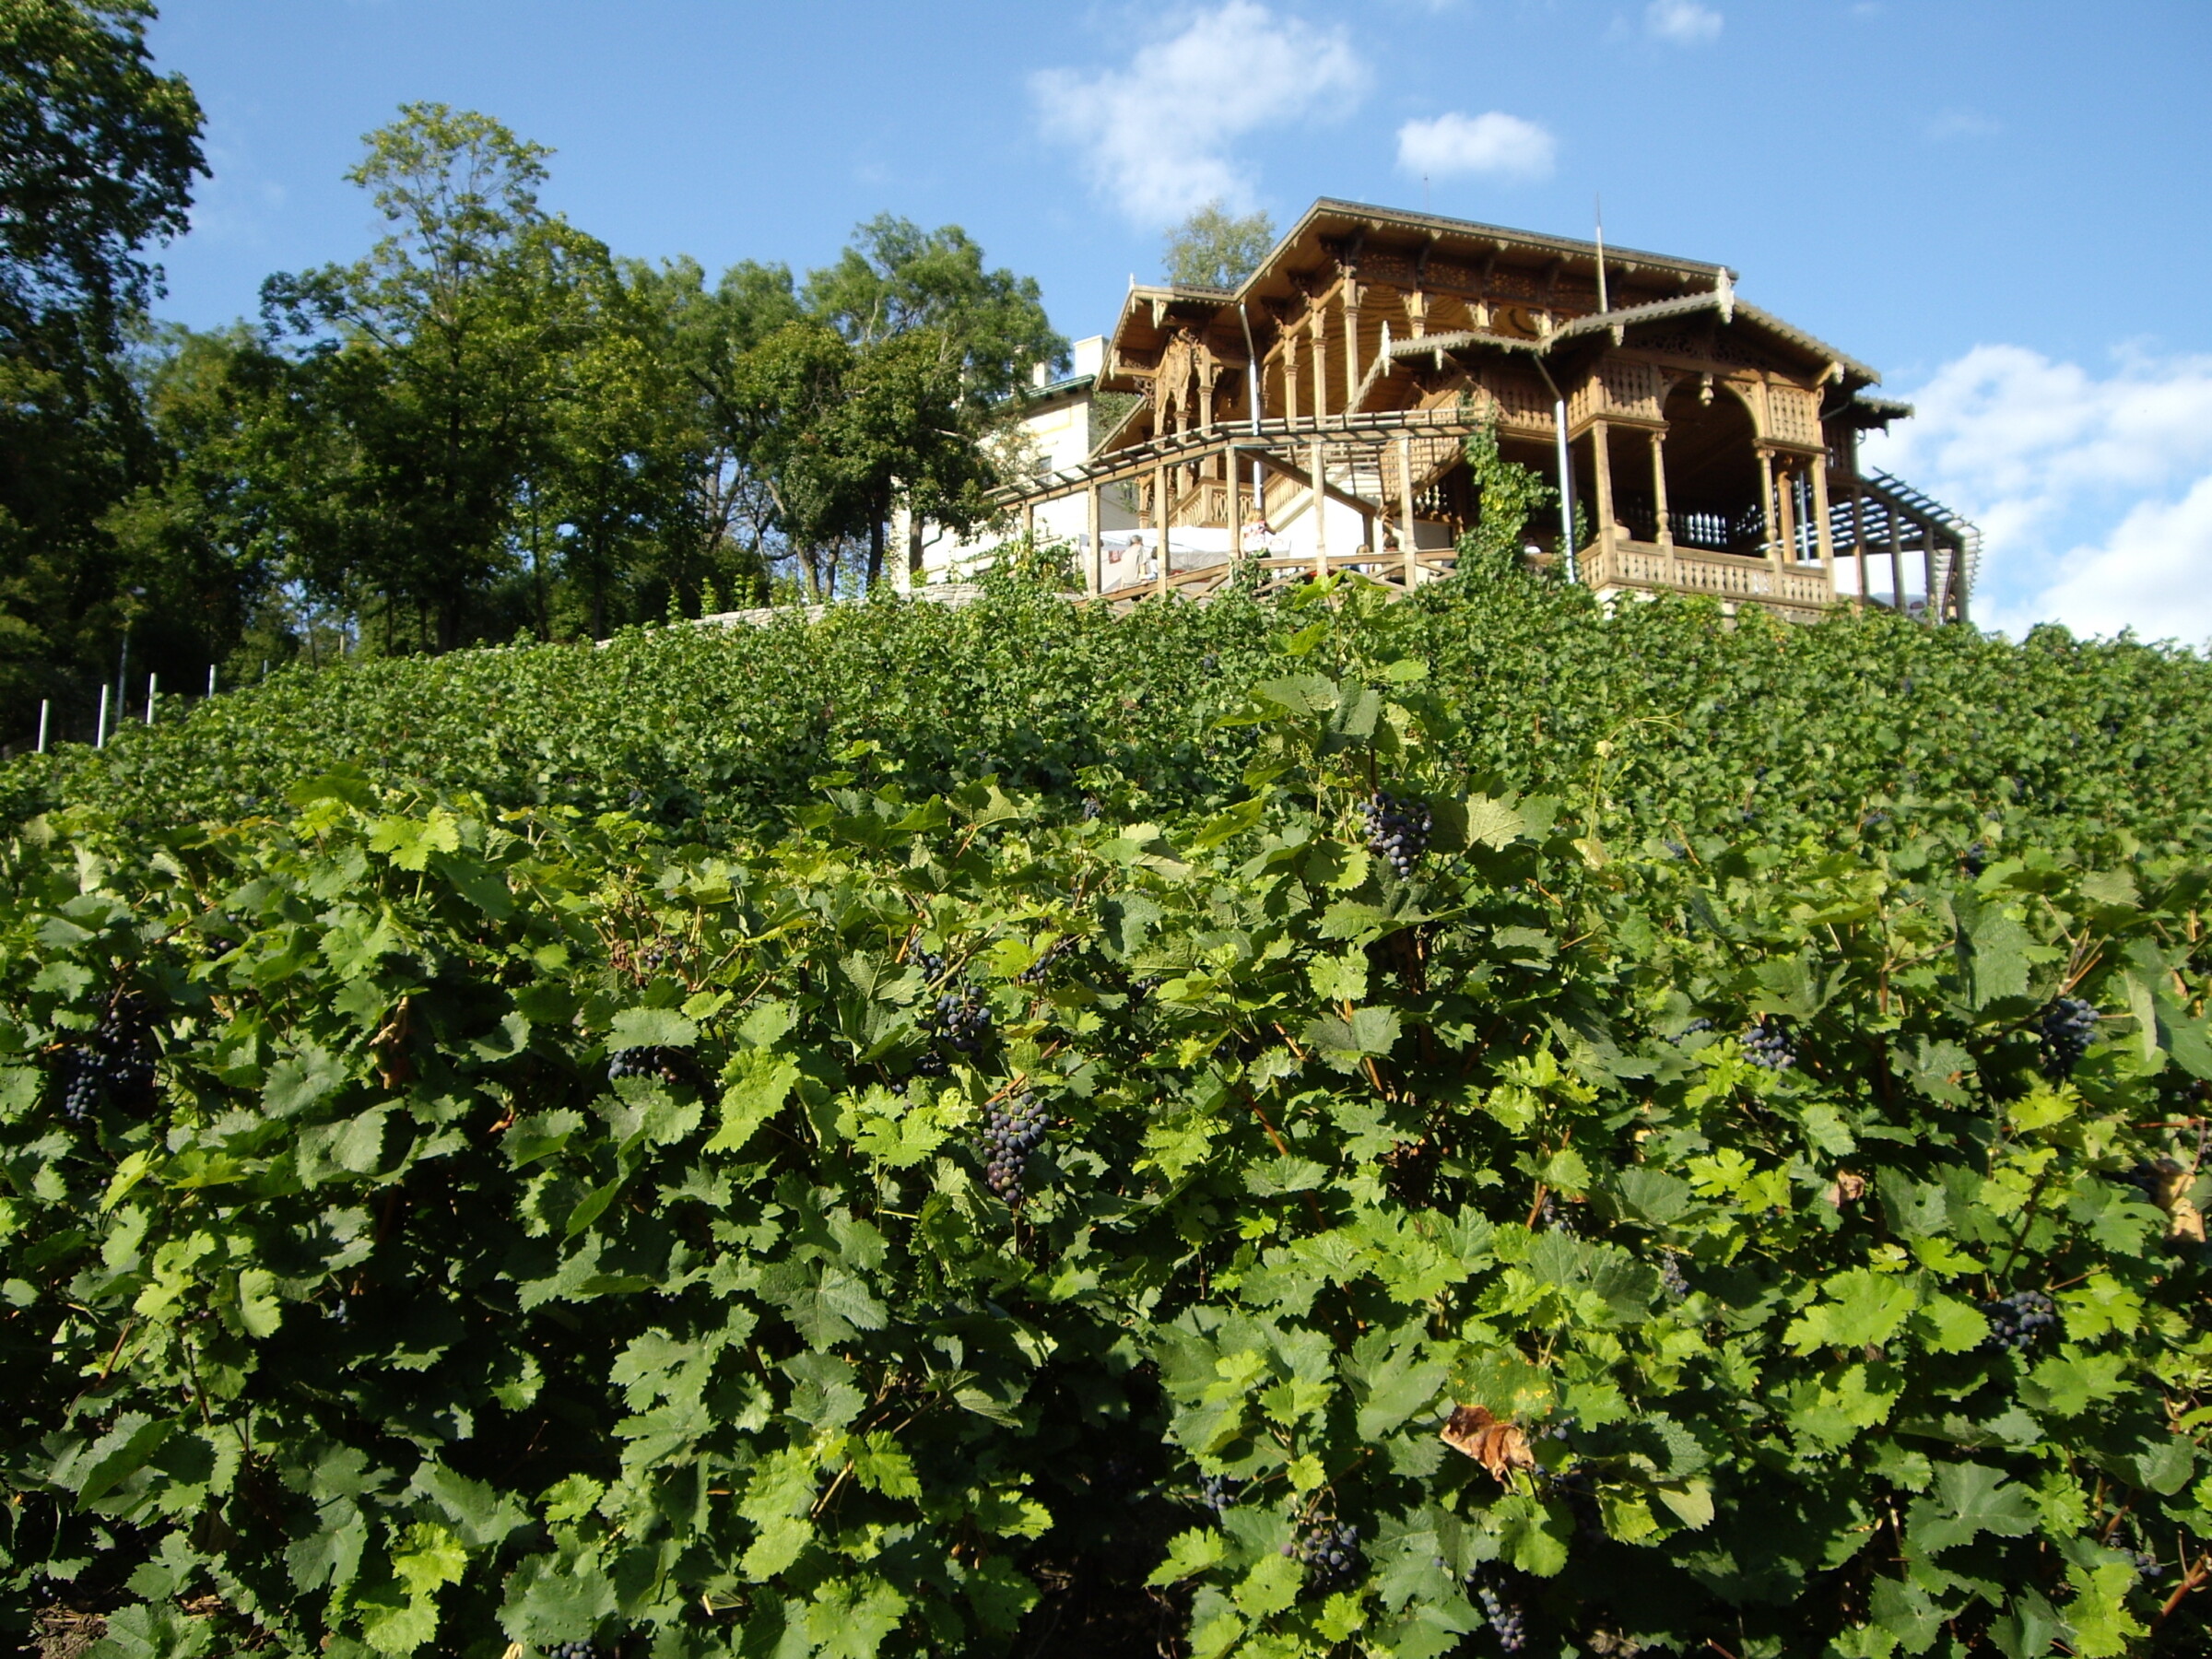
(1850, 480), (1868, 607)
(1154, 461), (1171, 600)
(1342, 285), (1363, 412)
(1310, 310), (1328, 424)
(1229, 447), (1242, 563)
(1810, 453), (1836, 594)
(1397, 433), (1418, 590)
(1649, 431), (1672, 547)
(1086, 484), (1101, 595)
(1757, 449), (1781, 574)
(1921, 520), (1938, 624)
(1590, 418), (1617, 559)
(1406, 288), (1429, 340)
(1888, 503), (1905, 611)
(1021, 499), (1035, 547)
(1300, 438), (1318, 579)
(1283, 333), (1300, 425)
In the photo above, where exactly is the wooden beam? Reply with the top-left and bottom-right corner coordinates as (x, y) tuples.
(1810, 453), (1836, 587)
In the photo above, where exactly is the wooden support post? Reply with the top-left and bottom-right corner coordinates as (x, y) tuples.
(1590, 418), (1616, 559)
(1888, 503), (1905, 611)
(1283, 332), (1300, 424)
(1397, 433), (1417, 590)
(1921, 520), (1938, 624)
(1229, 447), (1242, 564)
(1311, 438), (1327, 581)
(1310, 310), (1328, 424)
(1810, 453), (1836, 593)
(1342, 285), (1363, 412)
(1850, 481), (1868, 607)
(1021, 499), (1035, 547)
(1154, 462), (1171, 600)
(1086, 484), (1101, 595)
(1757, 450), (1781, 575)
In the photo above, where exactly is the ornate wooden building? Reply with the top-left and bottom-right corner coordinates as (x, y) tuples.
(910, 199), (1977, 622)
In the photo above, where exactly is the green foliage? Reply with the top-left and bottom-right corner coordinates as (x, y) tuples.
(0, 0), (208, 729)
(1448, 416), (1555, 583)
(2, 582), (2210, 1656)
(1163, 202), (1277, 291)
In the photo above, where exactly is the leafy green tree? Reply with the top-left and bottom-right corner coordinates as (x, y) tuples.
(1162, 199), (1276, 288)
(0, 0), (204, 731)
(260, 104), (606, 652)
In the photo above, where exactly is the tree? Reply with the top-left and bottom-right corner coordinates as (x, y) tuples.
(803, 215), (1064, 407)
(0, 0), (205, 733)
(260, 104), (606, 651)
(1161, 200), (1275, 289)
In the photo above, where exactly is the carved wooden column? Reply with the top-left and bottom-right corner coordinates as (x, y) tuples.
(1809, 453), (1837, 594)
(1311, 437), (1327, 580)
(1154, 460), (1171, 600)
(1590, 418), (1617, 569)
(1283, 332), (1301, 425)
(1229, 446), (1242, 563)
(1310, 308), (1329, 424)
(1397, 434), (1418, 589)
(1406, 288), (1429, 340)
(1650, 430), (1678, 583)
(1757, 449), (1782, 578)
(1086, 484), (1101, 595)
(1342, 283), (1364, 412)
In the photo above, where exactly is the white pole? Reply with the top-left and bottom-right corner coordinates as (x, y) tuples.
(145, 673), (157, 724)
(206, 664), (217, 698)
(36, 700), (49, 754)
(96, 685), (110, 748)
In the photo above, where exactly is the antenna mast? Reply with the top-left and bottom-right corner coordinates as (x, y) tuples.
(1594, 194), (1609, 313)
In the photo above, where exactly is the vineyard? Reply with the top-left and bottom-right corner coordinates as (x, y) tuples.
(2, 570), (2209, 1659)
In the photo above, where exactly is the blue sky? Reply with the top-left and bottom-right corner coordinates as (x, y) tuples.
(146, 0), (2212, 642)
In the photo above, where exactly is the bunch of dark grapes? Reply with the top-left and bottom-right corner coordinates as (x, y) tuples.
(1979, 1288), (2058, 1353)
(54, 993), (159, 1123)
(1476, 1583), (1528, 1653)
(1285, 1518), (1362, 1593)
(1017, 935), (1077, 986)
(1196, 1471), (1242, 1519)
(932, 979), (993, 1054)
(2128, 1547), (2163, 1583)
(1658, 1253), (1690, 1301)
(1742, 1020), (1794, 1071)
(1359, 791), (1432, 879)
(1080, 795), (1103, 822)
(911, 949), (947, 982)
(1963, 841), (1990, 877)
(606, 1046), (679, 1084)
(2035, 997), (2098, 1078)
(547, 1642), (600, 1659)
(979, 1093), (1049, 1205)
(1669, 1017), (1715, 1046)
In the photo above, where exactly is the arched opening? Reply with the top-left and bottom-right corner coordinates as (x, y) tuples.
(1660, 383), (1764, 556)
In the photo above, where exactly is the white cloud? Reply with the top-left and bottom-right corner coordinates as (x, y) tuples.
(1863, 344), (2212, 643)
(1925, 108), (2001, 140)
(1030, 2), (1371, 227)
(1396, 111), (1556, 182)
(1646, 1), (1723, 43)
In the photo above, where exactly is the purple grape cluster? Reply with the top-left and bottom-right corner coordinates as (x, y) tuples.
(1742, 1020), (1794, 1071)
(1658, 1253), (1690, 1301)
(2036, 997), (2098, 1078)
(1359, 791), (1432, 879)
(1979, 1288), (2058, 1353)
(1016, 935), (1077, 986)
(980, 1093), (1049, 1205)
(1477, 1584), (1527, 1653)
(1285, 1518), (1362, 1593)
(1196, 1471), (1242, 1518)
(606, 1046), (679, 1084)
(53, 994), (157, 1123)
(547, 1643), (599, 1659)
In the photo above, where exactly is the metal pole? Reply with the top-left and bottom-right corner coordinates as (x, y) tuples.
(1532, 356), (1578, 583)
(96, 685), (109, 749)
(36, 700), (48, 755)
(145, 673), (158, 724)
(206, 664), (218, 698)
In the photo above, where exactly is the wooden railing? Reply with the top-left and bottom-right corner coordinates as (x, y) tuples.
(1583, 539), (1834, 611)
